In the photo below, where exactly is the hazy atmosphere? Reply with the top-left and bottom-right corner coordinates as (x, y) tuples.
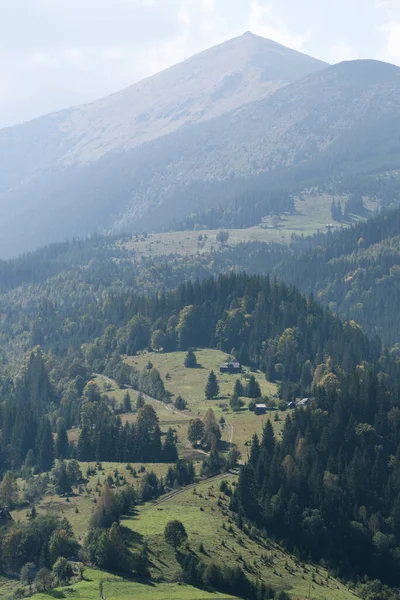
(2, 1), (400, 599)
(1, 0), (400, 127)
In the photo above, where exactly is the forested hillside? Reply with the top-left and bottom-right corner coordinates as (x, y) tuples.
(1, 263), (400, 598)
(274, 207), (400, 346)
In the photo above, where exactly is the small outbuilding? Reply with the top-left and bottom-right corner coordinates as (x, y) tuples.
(296, 398), (311, 408)
(220, 362), (242, 374)
(255, 403), (267, 415)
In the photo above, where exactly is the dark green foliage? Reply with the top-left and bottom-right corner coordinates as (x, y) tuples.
(83, 523), (132, 572)
(162, 428), (178, 463)
(205, 371), (219, 399)
(122, 391), (132, 413)
(55, 419), (69, 460)
(232, 371), (400, 585)
(139, 471), (163, 502)
(136, 391), (145, 410)
(53, 461), (72, 496)
(230, 393), (244, 412)
(274, 206), (400, 347)
(184, 348), (198, 368)
(201, 450), (224, 477)
(174, 395), (187, 410)
(174, 190), (295, 231)
(245, 376), (261, 399)
(0, 515), (76, 575)
(165, 460), (195, 488)
(234, 379), (244, 397)
(36, 417), (54, 472)
(164, 520), (188, 550)
(188, 419), (205, 446)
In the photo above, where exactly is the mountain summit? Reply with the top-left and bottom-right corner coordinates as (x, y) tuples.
(1, 36), (399, 257)
(0, 33), (328, 256)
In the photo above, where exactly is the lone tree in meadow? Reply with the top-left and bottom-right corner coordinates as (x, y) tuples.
(188, 418), (205, 446)
(184, 348), (198, 368)
(164, 520), (188, 550)
(205, 370), (219, 399)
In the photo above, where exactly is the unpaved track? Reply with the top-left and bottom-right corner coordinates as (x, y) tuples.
(153, 472), (235, 507)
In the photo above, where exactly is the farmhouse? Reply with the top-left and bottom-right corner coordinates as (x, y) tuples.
(296, 398), (311, 407)
(255, 403), (267, 415)
(219, 361), (242, 374)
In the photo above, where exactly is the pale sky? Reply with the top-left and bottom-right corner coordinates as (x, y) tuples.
(0, 0), (399, 128)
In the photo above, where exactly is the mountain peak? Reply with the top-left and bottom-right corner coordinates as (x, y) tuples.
(0, 33), (329, 256)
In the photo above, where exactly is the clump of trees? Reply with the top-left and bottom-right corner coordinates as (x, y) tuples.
(174, 395), (187, 410)
(188, 409), (221, 450)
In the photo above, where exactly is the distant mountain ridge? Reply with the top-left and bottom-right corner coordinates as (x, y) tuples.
(1, 33), (400, 256)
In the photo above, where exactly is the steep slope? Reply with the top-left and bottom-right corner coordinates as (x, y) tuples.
(137, 59), (400, 230)
(274, 206), (400, 346)
(0, 33), (328, 257)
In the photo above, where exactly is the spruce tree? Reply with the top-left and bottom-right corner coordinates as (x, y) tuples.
(184, 348), (198, 368)
(123, 391), (132, 413)
(234, 379), (244, 396)
(162, 428), (178, 462)
(36, 417), (54, 472)
(55, 418), (69, 459)
(205, 371), (219, 399)
(245, 375), (261, 399)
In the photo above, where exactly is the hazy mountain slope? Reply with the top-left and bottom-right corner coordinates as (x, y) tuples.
(62, 32), (328, 163)
(0, 33), (328, 257)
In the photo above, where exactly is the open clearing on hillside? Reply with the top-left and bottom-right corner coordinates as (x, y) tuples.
(124, 477), (358, 600)
(32, 567), (238, 600)
(124, 349), (284, 456)
(121, 193), (379, 258)
(11, 462), (172, 537)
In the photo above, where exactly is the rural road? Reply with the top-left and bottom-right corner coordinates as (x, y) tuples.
(153, 472), (235, 507)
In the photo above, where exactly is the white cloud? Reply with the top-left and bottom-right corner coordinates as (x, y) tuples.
(248, 1), (307, 50)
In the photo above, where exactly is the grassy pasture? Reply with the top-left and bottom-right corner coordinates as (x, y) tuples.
(11, 462), (172, 538)
(31, 567), (239, 600)
(120, 193), (379, 259)
(124, 477), (359, 600)
(125, 349), (283, 456)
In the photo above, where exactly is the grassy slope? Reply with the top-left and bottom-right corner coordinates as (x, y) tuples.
(124, 477), (359, 600)
(32, 567), (238, 600)
(121, 193), (378, 258)
(11, 462), (172, 538)
(124, 349), (283, 457)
